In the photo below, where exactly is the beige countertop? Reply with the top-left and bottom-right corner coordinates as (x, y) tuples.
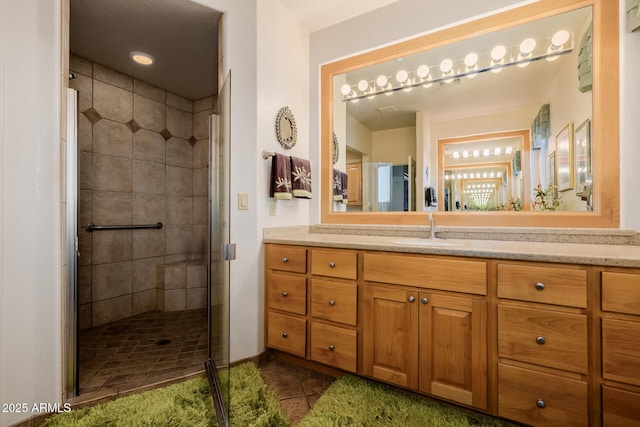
(263, 226), (640, 268)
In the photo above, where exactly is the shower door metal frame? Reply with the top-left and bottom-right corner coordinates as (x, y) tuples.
(64, 88), (79, 398)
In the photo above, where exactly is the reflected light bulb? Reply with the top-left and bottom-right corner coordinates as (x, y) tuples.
(340, 84), (352, 96)
(520, 38), (536, 54)
(464, 53), (478, 67)
(396, 69), (408, 83)
(440, 59), (453, 73)
(491, 45), (507, 61)
(376, 75), (388, 88)
(551, 30), (570, 48)
(416, 65), (430, 79)
(545, 46), (560, 62)
(357, 80), (369, 92)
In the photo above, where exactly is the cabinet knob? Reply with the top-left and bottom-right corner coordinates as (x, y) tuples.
(282, 257), (288, 263)
(281, 291), (288, 297)
(282, 332), (288, 338)
(536, 336), (546, 345)
(536, 399), (546, 409)
(329, 262), (336, 268)
(328, 345), (335, 351)
(422, 297), (429, 304)
(408, 296), (415, 303)
(329, 300), (335, 306)
(535, 282), (545, 291)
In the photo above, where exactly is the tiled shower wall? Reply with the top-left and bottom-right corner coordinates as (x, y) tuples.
(70, 55), (215, 329)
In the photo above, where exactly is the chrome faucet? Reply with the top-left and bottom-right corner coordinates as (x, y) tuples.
(428, 212), (436, 239)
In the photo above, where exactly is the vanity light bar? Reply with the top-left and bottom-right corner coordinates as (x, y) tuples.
(341, 33), (573, 102)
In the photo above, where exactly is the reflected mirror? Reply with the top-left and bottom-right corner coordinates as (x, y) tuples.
(322, 0), (619, 227)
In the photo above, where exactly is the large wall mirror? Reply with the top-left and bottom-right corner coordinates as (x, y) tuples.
(321, 0), (619, 227)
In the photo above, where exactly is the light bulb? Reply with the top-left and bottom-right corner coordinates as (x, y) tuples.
(440, 59), (453, 73)
(357, 80), (369, 92)
(520, 38), (536, 54)
(376, 75), (388, 88)
(483, 148), (490, 156)
(452, 152), (460, 159)
(473, 150), (480, 157)
(340, 84), (352, 96)
(551, 30), (570, 48)
(491, 45), (507, 61)
(505, 147), (513, 154)
(494, 147), (502, 156)
(464, 53), (478, 67)
(462, 150), (469, 158)
(497, 172), (502, 178)
(517, 53), (530, 67)
(396, 69), (408, 83)
(416, 65), (430, 79)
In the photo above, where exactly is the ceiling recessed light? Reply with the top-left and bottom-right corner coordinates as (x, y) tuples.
(130, 51), (155, 65)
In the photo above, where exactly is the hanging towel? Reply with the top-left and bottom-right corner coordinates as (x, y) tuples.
(269, 153), (292, 200)
(333, 169), (343, 201)
(341, 172), (348, 204)
(290, 156), (312, 199)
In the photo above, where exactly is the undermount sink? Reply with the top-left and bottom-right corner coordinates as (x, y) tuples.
(392, 239), (462, 247)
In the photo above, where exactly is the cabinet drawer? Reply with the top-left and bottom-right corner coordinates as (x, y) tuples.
(498, 363), (587, 427)
(267, 311), (306, 358)
(498, 305), (588, 373)
(602, 318), (640, 386)
(267, 245), (307, 273)
(310, 322), (357, 372)
(267, 273), (306, 315)
(497, 263), (587, 308)
(602, 271), (640, 315)
(602, 386), (640, 427)
(311, 279), (357, 326)
(364, 253), (486, 295)
(311, 249), (357, 280)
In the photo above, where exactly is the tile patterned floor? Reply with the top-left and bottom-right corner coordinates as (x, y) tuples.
(259, 357), (337, 425)
(78, 309), (208, 397)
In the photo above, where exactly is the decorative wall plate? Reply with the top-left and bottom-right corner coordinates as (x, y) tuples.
(275, 106), (297, 149)
(332, 132), (339, 164)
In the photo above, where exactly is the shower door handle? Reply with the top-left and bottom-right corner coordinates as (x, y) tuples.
(223, 243), (236, 261)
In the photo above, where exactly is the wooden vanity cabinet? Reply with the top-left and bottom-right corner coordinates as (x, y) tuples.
(496, 261), (589, 427)
(362, 252), (488, 410)
(601, 270), (640, 426)
(265, 245), (308, 357)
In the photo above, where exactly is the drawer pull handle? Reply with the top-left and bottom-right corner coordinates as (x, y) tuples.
(409, 296), (415, 303)
(281, 291), (288, 297)
(282, 257), (288, 263)
(535, 282), (545, 291)
(282, 332), (288, 338)
(329, 262), (336, 268)
(422, 297), (429, 304)
(329, 300), (335, 306)
(536, 336), (546, 345)
(536, 399), (546, 409)
(328, 345), (335, 351)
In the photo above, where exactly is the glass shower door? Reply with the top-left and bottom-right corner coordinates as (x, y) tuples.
(206, 72), (231, 427)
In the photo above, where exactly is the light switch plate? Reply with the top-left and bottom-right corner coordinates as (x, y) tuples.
(238, 193), (249, 210)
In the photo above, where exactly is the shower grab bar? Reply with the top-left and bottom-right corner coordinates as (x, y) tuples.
(84, 222), (163, 232)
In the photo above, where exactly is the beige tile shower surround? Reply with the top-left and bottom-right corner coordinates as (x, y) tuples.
(70, 55), (215, 329)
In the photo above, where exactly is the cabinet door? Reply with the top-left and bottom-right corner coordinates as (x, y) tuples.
(362, 286), (419, 389)
(346, 162), (362, 206)
(419, 293), (487, 409)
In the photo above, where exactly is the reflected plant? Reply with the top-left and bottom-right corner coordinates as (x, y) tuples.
(532, 184), (561, 211)
(508, 197), (522, 211)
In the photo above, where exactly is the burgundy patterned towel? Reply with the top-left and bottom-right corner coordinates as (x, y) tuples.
(269, 153), (292, 200)
(333, 169), (343, 201)
(290, 156), (312, 199)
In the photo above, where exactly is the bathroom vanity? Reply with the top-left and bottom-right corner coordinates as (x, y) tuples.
(264, 226), (640, 427)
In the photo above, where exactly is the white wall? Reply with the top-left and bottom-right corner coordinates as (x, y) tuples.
(620, 5), (640, 231)
(371, 126), (416, 165)
(0, 1), (63, 426)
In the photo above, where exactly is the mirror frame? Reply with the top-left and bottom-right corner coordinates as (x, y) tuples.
(320, 0), (619, 227)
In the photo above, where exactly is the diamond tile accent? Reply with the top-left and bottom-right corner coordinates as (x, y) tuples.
(82, 108), (102, 124)
(160, 128), (173, 141)
(188, 136), (197, 146)
(126, 119), (141, 133)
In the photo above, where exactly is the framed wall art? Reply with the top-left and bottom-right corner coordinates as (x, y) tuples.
(574, 119), (591, 195)
(556, 122), (574, 192)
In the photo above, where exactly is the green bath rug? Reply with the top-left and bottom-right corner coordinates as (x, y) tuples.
(41, 362), (288, 427)
(299, 375), (516, 427)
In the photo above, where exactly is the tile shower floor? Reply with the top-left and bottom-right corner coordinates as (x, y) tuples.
(78, 309), (208, 397)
